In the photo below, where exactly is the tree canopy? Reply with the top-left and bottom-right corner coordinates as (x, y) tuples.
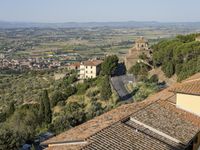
(152, 33), (200, 80)
(101, 55), (119, 76)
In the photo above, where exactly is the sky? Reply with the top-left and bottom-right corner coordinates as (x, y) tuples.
(0, 0), (200, 23)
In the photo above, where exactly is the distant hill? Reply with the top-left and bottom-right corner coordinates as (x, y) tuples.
(1, 21), (200, 28)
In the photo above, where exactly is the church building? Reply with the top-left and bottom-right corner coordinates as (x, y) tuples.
(124, 37), (150, 70)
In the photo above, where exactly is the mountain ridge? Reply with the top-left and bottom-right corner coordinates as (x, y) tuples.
(1, 21), (200, 28)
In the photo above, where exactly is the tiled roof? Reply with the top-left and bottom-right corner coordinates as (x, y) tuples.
(43, 73), (200, 150)
(70, 62), (81, 67)
(83, 122), (181, 150)
(81, 60), (103, 66)
(170, 78), (200, 95)
(184, 73), (200, 82)
(43, 99), (158, 145)
(47, 144), (85, 150)
(131, 100), (200, 145)
(43, 86), (173, 145)
(125, 120), (184, 149)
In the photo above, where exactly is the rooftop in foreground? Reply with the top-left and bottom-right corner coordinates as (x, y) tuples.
(43, 73), (200, 150)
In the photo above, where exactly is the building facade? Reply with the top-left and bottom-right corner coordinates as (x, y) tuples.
(124, 37), (150, 70)
(79, 60), (102, 79)
(172, 80), (200, 116)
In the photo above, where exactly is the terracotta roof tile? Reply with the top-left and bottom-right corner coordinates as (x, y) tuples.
(83, 123), (181, 150)
(70, 62), (81, 67)
(43, 73), (200, 150)
(131, 100), (200, 145)
(47, 144), (85, 150)
(81, 60), (103, 66)
(43, 100), (156, 145)
(171, 80), (200, 95)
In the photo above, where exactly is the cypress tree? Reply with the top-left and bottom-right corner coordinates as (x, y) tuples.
(38, 90), (52, 124)
(7, 101), (15, 117)
(100, 75), (112, 100)
(43, 90), (52, 124)
(38, 94), (45, 123)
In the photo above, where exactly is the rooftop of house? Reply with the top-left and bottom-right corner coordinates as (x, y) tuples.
(81, 60), (103, 66)
(130, 100), (199, 145)
(70, 62), (81, 68)
(43, 73), (200, 150)
(170, 78), (200, 96)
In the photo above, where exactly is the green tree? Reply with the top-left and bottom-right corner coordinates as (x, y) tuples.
(162, 62), (175, 78)
(0, 107), (39, 150)
(64, 86), (77, 97)
(76, 83), (89, 95)
(86, 98), (103, 120)
(0, 112), (6, 123)
(39, 90), (52, 124)
(149, 74), (159, 83)
(49, 116), (70, 134)
(152, 33), (200, 80)
(51, 91), (66, 107)
(43, 90), (52, 124)
(100, 75), (112, 100)
(6, 101), (15, 117)
(0, 126), (20, 150)
(129, 62), (150, 79)
(101, 55), (119, 76)
(65, 101), (86, 127)
(38, 95), (45, 124)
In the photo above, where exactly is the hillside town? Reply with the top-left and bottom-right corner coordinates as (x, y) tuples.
(1, 1), (200, 149)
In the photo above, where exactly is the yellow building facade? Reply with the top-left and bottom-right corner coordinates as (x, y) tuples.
(176, 93), (200, 116)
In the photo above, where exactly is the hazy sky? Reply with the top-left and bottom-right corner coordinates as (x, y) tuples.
(1, 0), (200, 22)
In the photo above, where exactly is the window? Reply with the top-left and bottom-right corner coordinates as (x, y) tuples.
(91, 66), (93, 69)
(86, 66), (88, 69)
(91, 71), (93, 73)
(86, 71), (88, 73)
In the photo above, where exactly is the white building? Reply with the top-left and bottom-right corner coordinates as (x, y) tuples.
(79, 60), (103, 79)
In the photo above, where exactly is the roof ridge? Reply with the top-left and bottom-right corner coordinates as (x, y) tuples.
(130, 117), (183, 144)
(81, 98), (161, 149)
(182, 78), (200, 83)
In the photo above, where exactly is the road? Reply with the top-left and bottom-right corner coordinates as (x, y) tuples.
(110, 75), (135, 101)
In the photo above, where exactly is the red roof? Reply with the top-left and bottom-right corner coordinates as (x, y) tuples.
(81, 60), (103, 66)
(43, 73), (200, 150)
(170, 75), (200, 95)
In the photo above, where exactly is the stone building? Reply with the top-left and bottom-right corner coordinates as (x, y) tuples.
(124, 37), (150, 70)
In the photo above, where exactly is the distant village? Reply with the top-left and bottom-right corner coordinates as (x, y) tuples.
(0, 37), (151, 81)
(0, 52), (95, 71)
